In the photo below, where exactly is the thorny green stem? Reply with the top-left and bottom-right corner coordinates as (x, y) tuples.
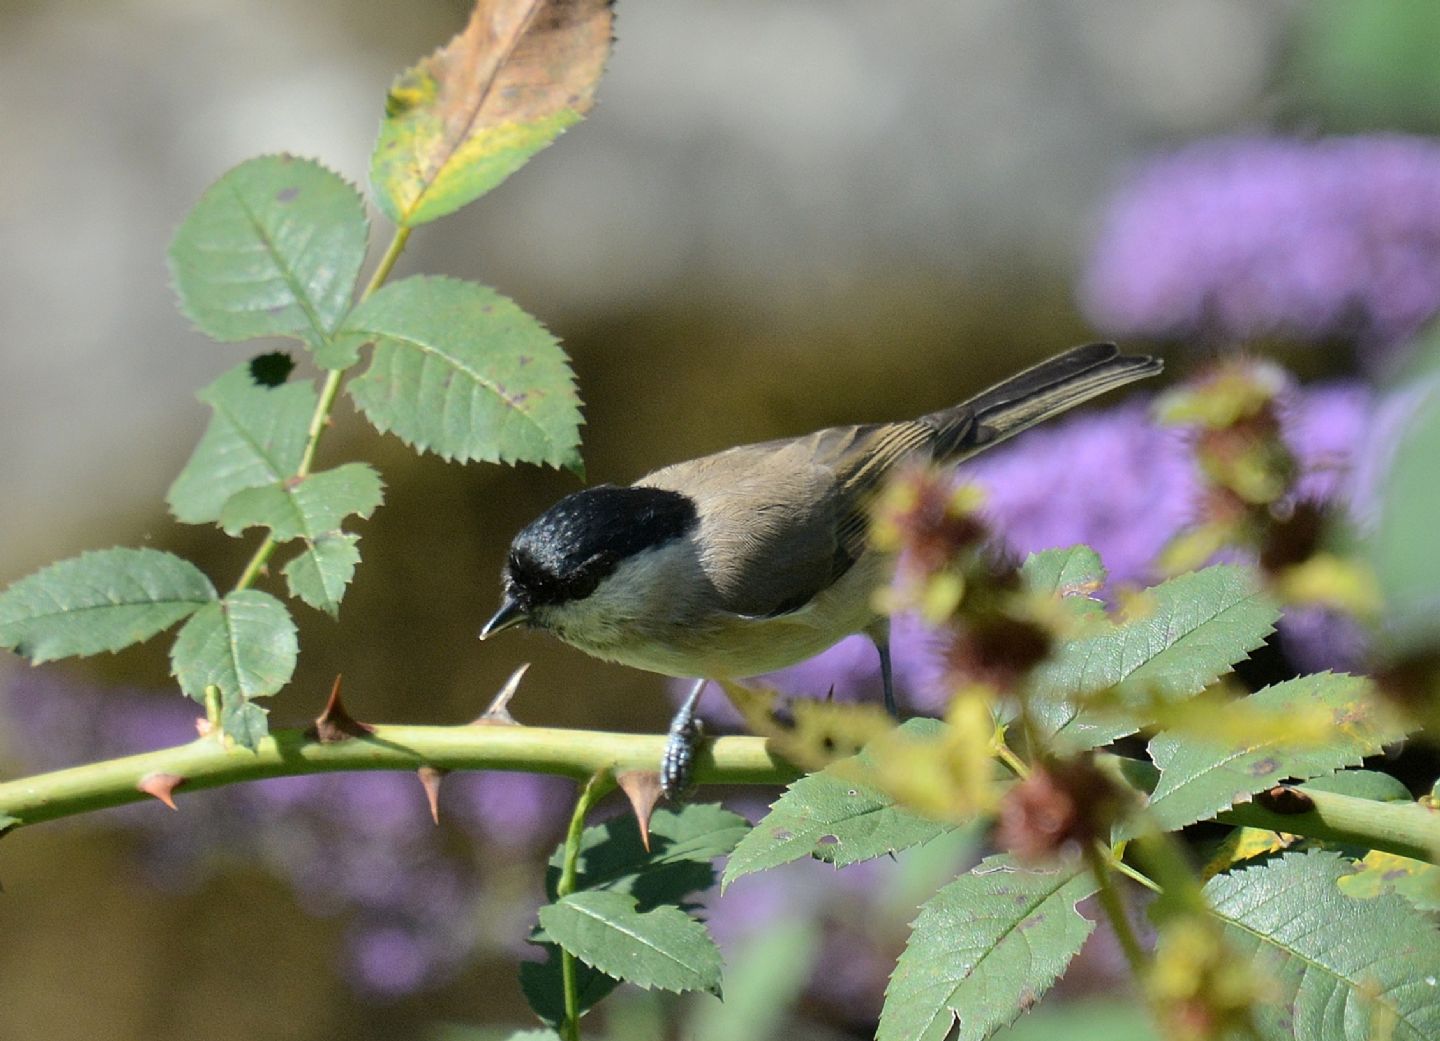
(232, 225), (413, 593)
(0, 726), (793, 831)
(557, 770), (616, 1041)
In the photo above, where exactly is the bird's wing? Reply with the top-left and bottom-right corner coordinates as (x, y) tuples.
(637, 420), (936, 617)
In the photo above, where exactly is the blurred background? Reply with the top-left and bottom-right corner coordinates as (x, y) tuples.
(2, 0), (1438, 1037)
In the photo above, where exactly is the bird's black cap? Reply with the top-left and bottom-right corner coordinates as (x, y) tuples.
(502, 485), (698, 609)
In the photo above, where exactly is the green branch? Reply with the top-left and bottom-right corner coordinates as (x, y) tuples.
(0, 725), (794, 832)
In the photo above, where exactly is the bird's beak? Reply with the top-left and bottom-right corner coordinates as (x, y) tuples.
(480, 595), (530, 640)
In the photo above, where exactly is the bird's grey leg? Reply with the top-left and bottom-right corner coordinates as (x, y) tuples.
(878, 640), (897, 718)
(661, 678), (708, 799)
(866, 619), (898, 718)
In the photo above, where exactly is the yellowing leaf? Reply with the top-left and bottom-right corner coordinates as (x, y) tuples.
(1340, 850), (1440, 911)
(371, 0), (614, 226)
(1202, 827), (1297, 880)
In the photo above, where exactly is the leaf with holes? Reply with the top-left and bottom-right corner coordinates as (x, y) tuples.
(168, 156), (367, 348)
(167, 363), (318, 524)
(1143, 673), (1408, 832)
(170, 590), (298, 747)
(371, 0), (614, 226)
(341, 276), (582, 470)
(724, 719), (951, 886)
(0, 548), (216, 663)
(283, 532), (362, 617)
(538, 890), (722, 996)
(878, 855), (1097, 1041)
(1029, 565), (1279, 751)
(1206, 850), (1440, 1041)
(218, 463), (384, 541)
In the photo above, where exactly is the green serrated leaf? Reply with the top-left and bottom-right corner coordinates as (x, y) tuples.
(1030, 565), (1280, 751)
(724, 719), (953, 887)
(1144, 674), (1408, 832)
(168, 364), (317, 524)
(341, 277), (584, 470)
(370, 2), (612, 226)
(218, 463), (384, 541)
(1020, 545), (1107, 600)
(547, 803), (748, 908)
(282, 532), (361, 617)
(0, 548), (216, 663)
(168, 155), (368, 348)
(878, 854), (1098, 1041)
(538, 891), (723, 996)
(170, 590), (298, 743)
(1206, 850), (1440, 1041)
(519, 943), (620, 1029)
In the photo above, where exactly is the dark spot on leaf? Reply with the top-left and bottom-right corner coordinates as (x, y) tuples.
(481, 304), (494, 314)
(817, 835), (839, 846)
(1248, 757), (1279, 777)
(771, 828), (792, 842)
(1383, 869), (1409, 882)
(1020, 913), (1046, 930)
(820, 734), (836, 753)
(249, 351), (295, 387)
(518, 355), (533, 366)
(275, 186), (299, 203)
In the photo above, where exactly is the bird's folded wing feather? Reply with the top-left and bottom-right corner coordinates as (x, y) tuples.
(638, 420), (937, 617)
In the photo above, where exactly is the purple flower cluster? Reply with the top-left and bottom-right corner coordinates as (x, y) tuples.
(1079, 135), (1440, 360)
(0, 671), (574, 997)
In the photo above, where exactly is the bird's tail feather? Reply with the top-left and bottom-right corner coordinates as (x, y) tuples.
(926, 342), (1162, 461)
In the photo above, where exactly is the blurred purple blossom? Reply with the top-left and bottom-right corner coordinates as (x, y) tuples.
(1079, 135), (1440, 361)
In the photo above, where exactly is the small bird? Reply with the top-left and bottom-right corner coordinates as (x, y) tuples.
(482, 343), (1161, 793)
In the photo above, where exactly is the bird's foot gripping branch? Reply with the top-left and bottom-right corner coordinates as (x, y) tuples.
(5, 3), (1440, 1041)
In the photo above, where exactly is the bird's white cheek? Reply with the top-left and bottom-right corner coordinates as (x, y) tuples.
(537, 544), (703, 653)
